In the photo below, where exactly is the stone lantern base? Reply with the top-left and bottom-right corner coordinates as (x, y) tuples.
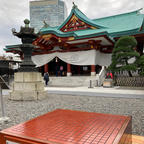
(10, 72), (46, 100)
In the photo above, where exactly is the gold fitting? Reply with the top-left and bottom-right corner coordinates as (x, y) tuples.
(58, 38), (61, 42)
(68, 37), (74, 41)
(91, 45), (94, 48)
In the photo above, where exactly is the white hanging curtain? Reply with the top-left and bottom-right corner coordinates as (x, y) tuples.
(32, 49), (111, 67)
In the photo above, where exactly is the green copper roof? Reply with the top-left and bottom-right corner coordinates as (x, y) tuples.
(140, 18), (144, 31)
(5, 44), (41, 53)
(41, 27), (111, 40)
(58, 6), (106, 30)
(111, 29), (144, 38)
(5, 45), (21, 52)
(74, 29), (108, 37)
(93, 9), (144, 35)
(40, 5), (108, 39)
(40, 8), (144, 40)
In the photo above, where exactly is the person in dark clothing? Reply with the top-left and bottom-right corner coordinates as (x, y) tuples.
(60, 65), (63, 76)
(44, 72), (49, 86)
(55, 65), (59, 77)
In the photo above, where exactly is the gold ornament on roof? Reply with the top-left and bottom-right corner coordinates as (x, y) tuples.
(72, 2), (77, 9)
(43, 20), (49, 28)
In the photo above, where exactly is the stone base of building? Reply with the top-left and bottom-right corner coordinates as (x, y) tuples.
(10, 72), (46, 100)
(91, 72), (96, 76)
(67, 72), (72, 77)
(48, 76), (99, 87)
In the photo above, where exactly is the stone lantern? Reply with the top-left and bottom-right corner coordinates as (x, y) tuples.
(12, 19), (37, 72)
(10, 19), (46, 100)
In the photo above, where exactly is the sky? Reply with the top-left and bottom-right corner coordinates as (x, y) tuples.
(0, 0), (144, 56)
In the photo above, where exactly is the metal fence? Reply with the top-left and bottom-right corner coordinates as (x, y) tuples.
(115, 76), (144, 87)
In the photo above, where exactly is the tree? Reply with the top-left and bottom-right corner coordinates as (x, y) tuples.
(137, 55), (144, 76)
(108, 36), (140, 77)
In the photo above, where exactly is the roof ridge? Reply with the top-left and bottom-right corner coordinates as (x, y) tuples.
(75, 7), (87, 18)
(58, 5), (106, 30)
(93, 8), (143, 21)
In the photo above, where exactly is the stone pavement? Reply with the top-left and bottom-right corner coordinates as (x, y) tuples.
(45, 86), (144, 98)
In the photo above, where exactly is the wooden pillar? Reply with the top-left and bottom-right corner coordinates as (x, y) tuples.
(44, 63), (48, 73)
(67, 63), (72, 76)
(91, 65), (96, 76)
(78, 66), (80, 75)
(38, 67), (41, 72)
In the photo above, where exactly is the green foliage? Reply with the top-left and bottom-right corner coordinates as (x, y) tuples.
(137, 55), (144, 76)
(108, 36), (140, 77)
(114, 36), (137, 48)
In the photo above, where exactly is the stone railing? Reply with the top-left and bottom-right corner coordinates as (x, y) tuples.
(115, 76), (144, 87)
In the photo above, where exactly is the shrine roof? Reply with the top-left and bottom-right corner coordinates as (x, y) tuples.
(73, 29), (111, 39)
(41, 27), (110, 38)
(93, 9), (144, 36)
(40, 8), (144, 39)
(5, 45), (21, 52)
(93, 9), (144, 30)
(58, 6), (106, 30)
(4, 8), (144, 54)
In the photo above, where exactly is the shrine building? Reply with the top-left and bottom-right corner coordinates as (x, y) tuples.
(5, 4), (144, 77)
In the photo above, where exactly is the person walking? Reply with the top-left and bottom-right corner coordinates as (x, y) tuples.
(44, 72), (49, 86)
(60, 65), (63, 76)
(55, 65), (59, 77)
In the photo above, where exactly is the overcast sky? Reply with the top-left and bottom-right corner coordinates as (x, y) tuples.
(0, 0), (144, 56)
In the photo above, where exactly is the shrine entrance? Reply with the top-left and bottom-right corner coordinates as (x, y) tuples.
(41, 58), (102, 77)
(71, 65), (91, 76)
(48, 57), (67, 76)
(42, 57), (102, 76)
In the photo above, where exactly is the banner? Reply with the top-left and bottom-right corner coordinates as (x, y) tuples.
(32, 49), (111, 67)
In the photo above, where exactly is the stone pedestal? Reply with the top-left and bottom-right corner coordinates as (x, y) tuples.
(67, 72), (72, 77)
(10, 72), (46, 100)
(91, 72), (96, 76)
(91, 65), (96, 76)
(103, 79), (113, 88)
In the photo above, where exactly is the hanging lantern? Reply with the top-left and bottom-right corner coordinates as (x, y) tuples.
(58, 38), (61, 43)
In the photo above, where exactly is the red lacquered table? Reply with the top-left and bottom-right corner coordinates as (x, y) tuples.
(0, 109), (131, 144)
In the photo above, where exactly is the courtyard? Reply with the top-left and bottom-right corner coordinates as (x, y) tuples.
(0, 87), (144, 137)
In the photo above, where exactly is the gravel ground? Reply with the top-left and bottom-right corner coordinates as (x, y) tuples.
(0, 92), (144, 136)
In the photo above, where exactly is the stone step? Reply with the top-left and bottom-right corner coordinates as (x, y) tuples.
(48, 76), (99, 87)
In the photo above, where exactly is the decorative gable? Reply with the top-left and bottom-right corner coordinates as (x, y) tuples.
(60, 15), (97, 32)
